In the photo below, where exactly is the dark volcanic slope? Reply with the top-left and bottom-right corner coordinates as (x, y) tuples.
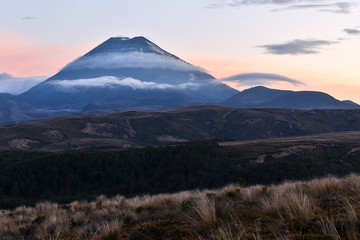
(2, 105), (360, 151)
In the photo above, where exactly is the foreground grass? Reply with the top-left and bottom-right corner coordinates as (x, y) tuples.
(2, 174), (360, 239)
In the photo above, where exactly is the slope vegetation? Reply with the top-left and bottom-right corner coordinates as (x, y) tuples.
(1, 131), (360, 209)
(1, 174), (360, 239)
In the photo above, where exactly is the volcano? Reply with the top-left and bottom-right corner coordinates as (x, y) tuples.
(18, 36), (238, 112)
(8, 36), (359, 126)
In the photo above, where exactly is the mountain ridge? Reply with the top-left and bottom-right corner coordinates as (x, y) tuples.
(223, 86), (359, 109)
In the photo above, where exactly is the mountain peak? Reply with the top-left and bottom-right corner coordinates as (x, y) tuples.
(84, 36), (171, 57)
(43, 35), (212, 83)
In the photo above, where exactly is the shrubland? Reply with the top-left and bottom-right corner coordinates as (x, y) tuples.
(1, 136), (360, 209)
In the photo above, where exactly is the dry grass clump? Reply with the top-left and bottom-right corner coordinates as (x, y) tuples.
(1, 174), (360, 239)
(74, 220), (122, 240)
(187, 196), (216, 233)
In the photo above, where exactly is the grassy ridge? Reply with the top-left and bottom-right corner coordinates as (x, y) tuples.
(3, 106), (360, 151)
(1, 132), (360, 209)
(1, 174), (360, 239)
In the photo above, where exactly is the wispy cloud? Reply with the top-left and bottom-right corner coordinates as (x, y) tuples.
(272, 4), (334, 11)
(220, 72), (304, 86)
(344, 28), (360, 35)
(63, 52), (206, 73)
(218, 0), (329, 5)
(208, 0), (356, 14)
(319, 2), (353, 14)
(273, 2), (353, 13)
(258, 39), (337, 55)
(0, 73), (47, 95)
(22, 16), (35, 20)
(48, 76), (200, 93)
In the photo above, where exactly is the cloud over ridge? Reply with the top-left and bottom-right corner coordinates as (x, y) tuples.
(220, 72), (304, 86)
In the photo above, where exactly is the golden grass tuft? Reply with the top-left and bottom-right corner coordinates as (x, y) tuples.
(188, 196), (217, 233)
(1, 174), (360, 239)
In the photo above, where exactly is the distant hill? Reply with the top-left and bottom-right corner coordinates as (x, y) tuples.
(0, 93), (48, 124)
(0, 93), (83, 126)
(222, 86), (360, 109)
(2, 105), (360, 151)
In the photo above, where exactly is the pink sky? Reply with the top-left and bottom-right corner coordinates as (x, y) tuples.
(0, 30), (94, 77)
(1, 29), (359, 103)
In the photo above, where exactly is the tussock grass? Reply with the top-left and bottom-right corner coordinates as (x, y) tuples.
(2, 174), (360, 239)
(188, 196), (216, 233)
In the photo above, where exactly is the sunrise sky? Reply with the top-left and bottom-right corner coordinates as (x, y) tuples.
(0, 0), (359, 101)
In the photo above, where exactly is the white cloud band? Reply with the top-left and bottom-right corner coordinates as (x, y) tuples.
(48, 76), (200, 92)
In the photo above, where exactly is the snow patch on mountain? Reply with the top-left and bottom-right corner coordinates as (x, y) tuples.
(62, 52), (206, 72)
(144, 39), (168, 55)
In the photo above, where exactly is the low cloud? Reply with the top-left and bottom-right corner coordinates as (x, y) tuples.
(0, 73), (47, 95)
(220, 72), (304, 86)
(258, 39), (337, 55)
(209, 0), (356, 14)
(344, 28), (360, 35)
(63, 52), (206, 73)
(48, 76), (200, 92)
